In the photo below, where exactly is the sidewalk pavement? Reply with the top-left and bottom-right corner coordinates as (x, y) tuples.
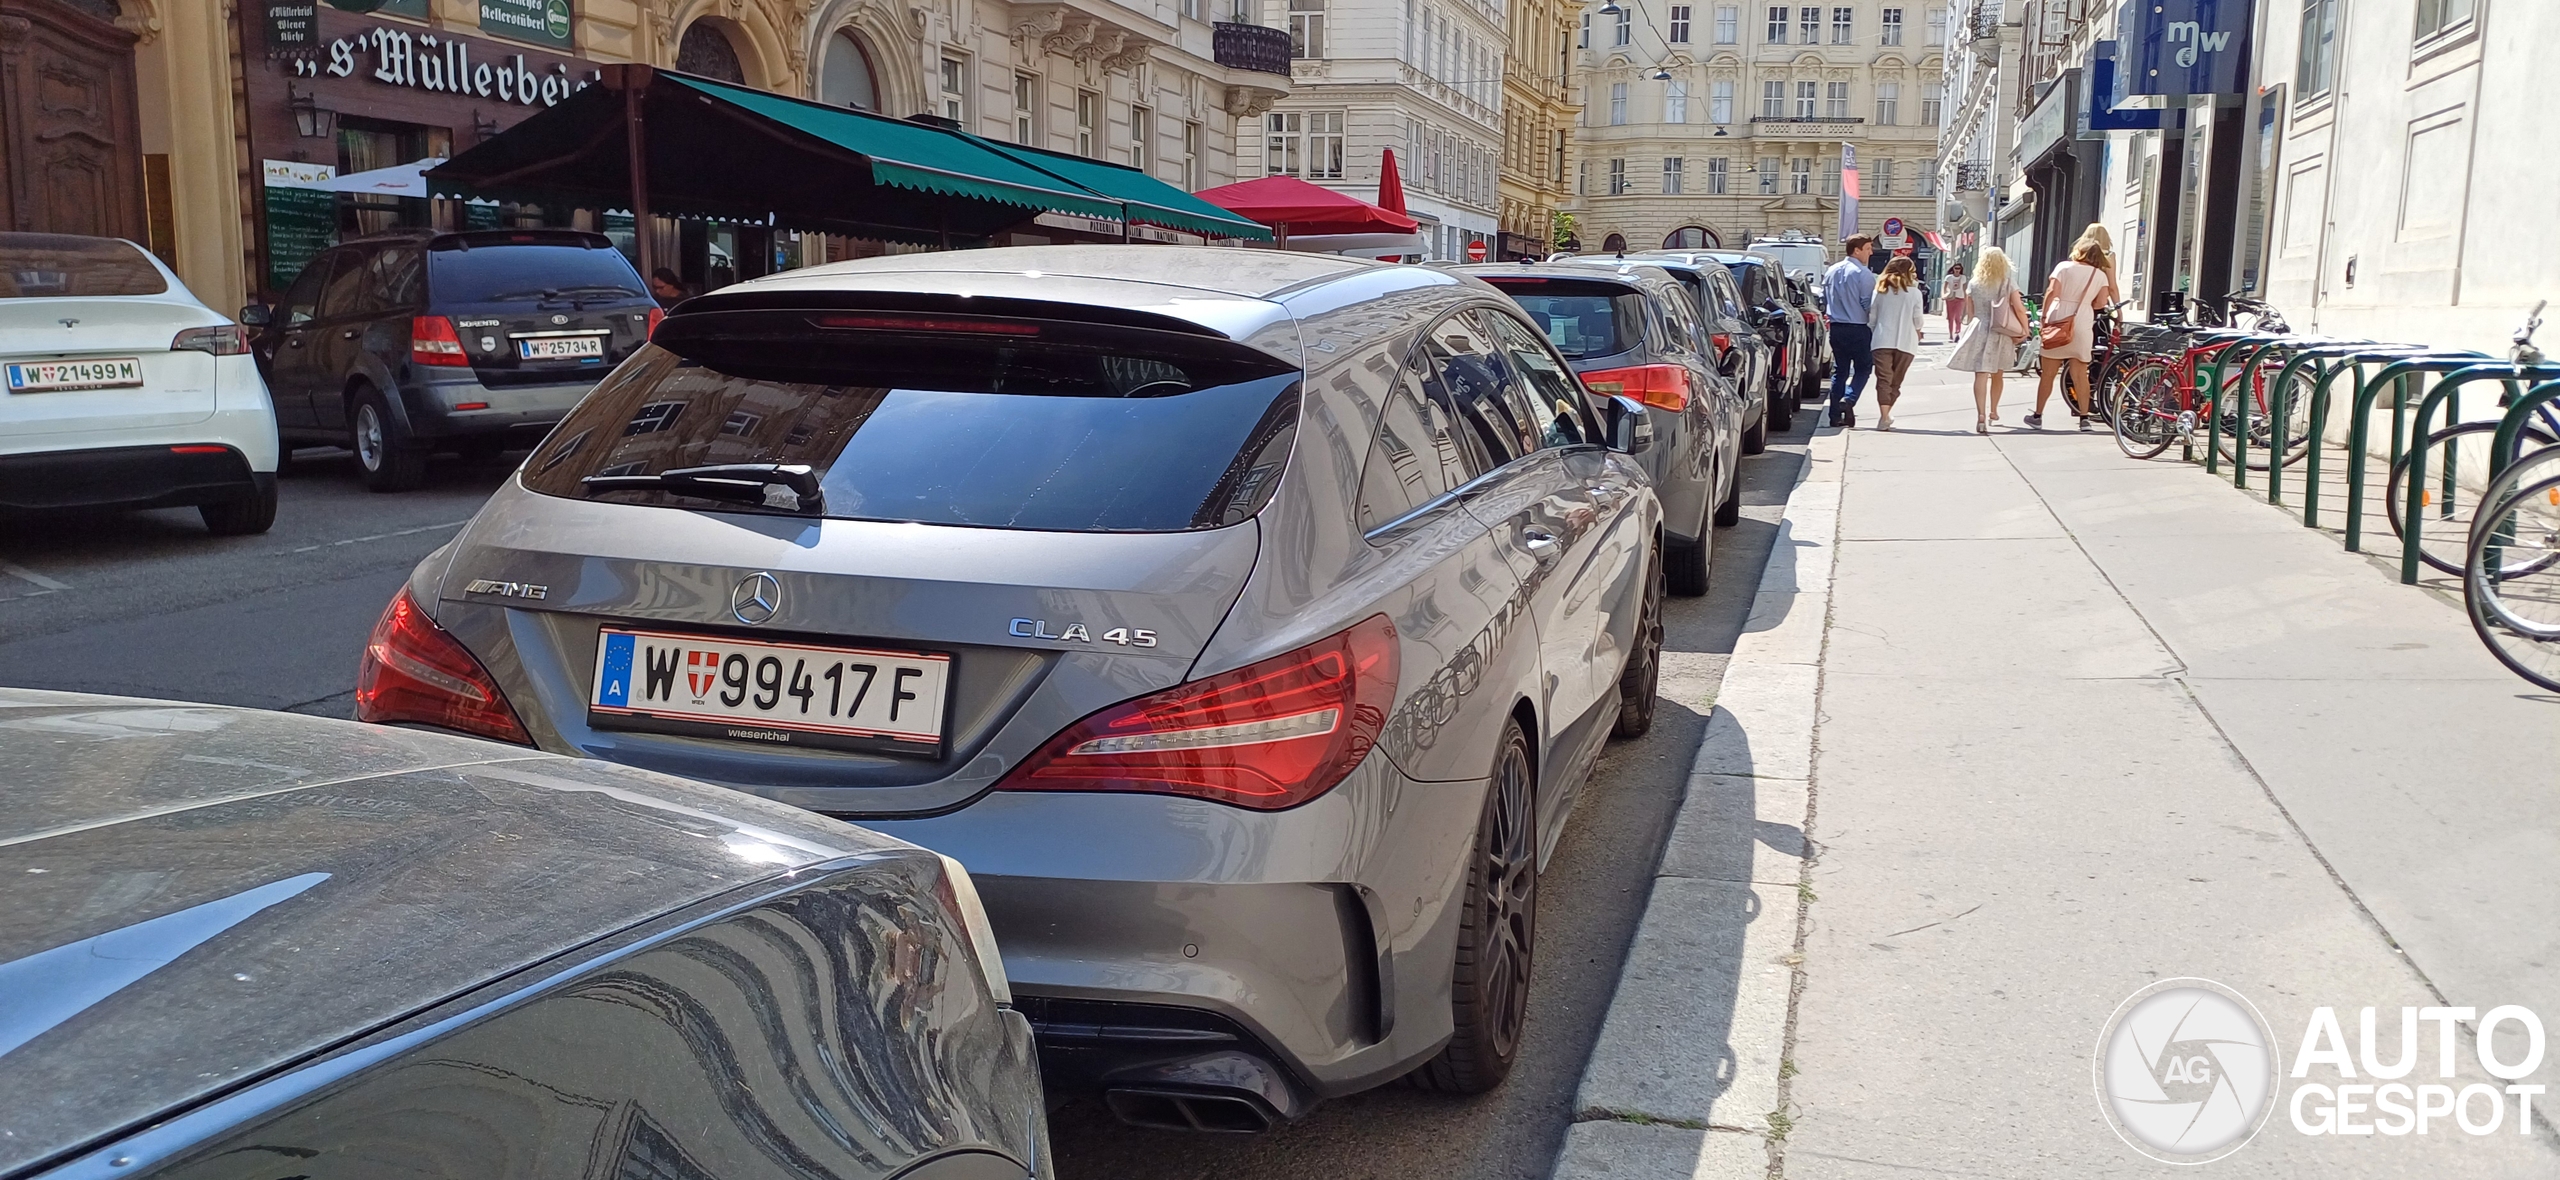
(1552, 349), (2560, 1177)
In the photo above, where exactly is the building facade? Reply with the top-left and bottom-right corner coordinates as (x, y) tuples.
(1253, 0), (1505, 260)
(1498, 0), (1577, 258)
(1567, 0), (1945, 257)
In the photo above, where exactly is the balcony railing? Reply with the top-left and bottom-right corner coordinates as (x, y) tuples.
(1954, 161), (1992, 191)
(1748, 115), (1867, 124)
(1214, 22), (1291, 77)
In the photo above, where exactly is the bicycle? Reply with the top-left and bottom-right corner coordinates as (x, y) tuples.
(2110, 325), (2305, 465)
(2389, 302), (2560, 575)
(2465, 464), (2560, 692)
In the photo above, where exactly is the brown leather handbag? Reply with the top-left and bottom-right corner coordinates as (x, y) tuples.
(2039, 269), (2097, 350)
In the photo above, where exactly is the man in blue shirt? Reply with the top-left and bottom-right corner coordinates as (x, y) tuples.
(1821, 234), (1879, 427)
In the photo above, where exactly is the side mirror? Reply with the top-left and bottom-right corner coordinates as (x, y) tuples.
(1605, 395), (1653, 455)
(238, 304), (272, 328)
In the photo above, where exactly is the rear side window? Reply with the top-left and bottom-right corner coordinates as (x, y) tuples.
(1480, 277), (1645, 360)
(521, 311), (1302, 533)
(317, 249), (370, 319)
(0, 234), (168, 298)
(429, 244), (647, 305)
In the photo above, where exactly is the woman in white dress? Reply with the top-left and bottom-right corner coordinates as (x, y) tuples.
(2026, 238), (2117, 430)
(1945, 248), (2028, 434)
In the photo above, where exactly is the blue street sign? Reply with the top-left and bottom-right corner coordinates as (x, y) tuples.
(2119, 0), (2255, 97)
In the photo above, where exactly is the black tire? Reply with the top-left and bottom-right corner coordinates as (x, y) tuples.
(1612, 547), (1665, 739)
(2465, 473), (2560, 693)
(1741, 408), (1768, 455)
(2113, 362), (2179, 460)
(1768, 384), (1794, 432)
(351, 386), (429, 492)
(2387, 422), (2560, 576)
(199, 474), (278, 536)
(1712, 464), (1742, 527)
(1664, 522), (1708, 596)
(1410, 718), (1537, 1094)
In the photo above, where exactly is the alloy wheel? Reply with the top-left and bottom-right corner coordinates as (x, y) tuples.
(1482, 736), (1536, 1061)
(355, 403), (386, 472)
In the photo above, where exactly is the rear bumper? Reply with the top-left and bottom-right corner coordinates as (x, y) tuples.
(400, 372), (601, 442)
(0, 444), (266, 513)
(855, 752), (1488, 1104)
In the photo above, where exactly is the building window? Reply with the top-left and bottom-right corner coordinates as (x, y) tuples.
(1012, 74), (1038, 144)
(1580, 159), (1590, 195)
(1670, 5), (1692, 42)
(1821, 155), (1840, 195)
(1790, 156), (1811, 194)
(1921, 81), (1943, 125)
(1766, 5), (1787, 42)
(1663, 156), (1685, 193)
(1707, 156), (1729, 194)
(1825, 80), (1849, 118)
(1183, 121), (1202, 189)
(1796, 80), (1817, 119)
(1711, 79), (1734, 124)
(2415, 0), (2470, 41)
(1757, 156), (1780, 194)
(1266, 112), (1300, 176)
(1665, 80), (1689, 123)
(1798, 6), (1819, 44)
(1182, 0), (1202, 19)
(821, 30), (880, 110)
(1831, 6), (1852, 42)
(1873, 158), (1893, 196)
(1762, 79), (1786, 118)
(1130, 105), (1151, 172)
(1614, 8), (1632, 45)
(1608, 157), (1627, 194)
(2297, 0), (2338, 96)
(1290, 0), (1326, 58)
(1880, 7), (1903, 45)
(1715, 4), (1739, 43)
(1308, 110), (1344, 177)
(1076, 91), (1098, 156)
(1920, 155), (1939, 196)
(1610, 81), (1629, 124)
(1874, 81), (1898, 124)
(940, 56), (967, 123)
(1580, 11), (1591, 48)
(1924, 5), (1947, 45)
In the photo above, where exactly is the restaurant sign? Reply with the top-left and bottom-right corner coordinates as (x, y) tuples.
(288, 22), (599, 106)
(480, 0), (573, 50)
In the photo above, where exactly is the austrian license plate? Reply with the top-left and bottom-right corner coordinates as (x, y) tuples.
(516, 334), (605, 361)
(588, 627), (950, 755)
(6, 357), (142, 393)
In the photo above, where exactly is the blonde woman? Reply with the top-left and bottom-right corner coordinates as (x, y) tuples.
(1945, 248), (2028, 433)
(2027, 238), (2114, 430)
(2075, 224), (2120, 294)
(1868, 257), (1926, 431)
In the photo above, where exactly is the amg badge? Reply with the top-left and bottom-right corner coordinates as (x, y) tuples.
(462, 578), (549, 600)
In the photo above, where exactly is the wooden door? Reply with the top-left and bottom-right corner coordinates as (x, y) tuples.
(0, 0), (144, 239)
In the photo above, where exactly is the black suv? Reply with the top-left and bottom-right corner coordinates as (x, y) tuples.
(247, 230), (657, 491)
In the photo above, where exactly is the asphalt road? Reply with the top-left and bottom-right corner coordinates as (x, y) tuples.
(0, 408), (1817, 1180)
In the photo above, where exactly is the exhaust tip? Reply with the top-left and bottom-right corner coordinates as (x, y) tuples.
(1104, 1087), (1278, 1133)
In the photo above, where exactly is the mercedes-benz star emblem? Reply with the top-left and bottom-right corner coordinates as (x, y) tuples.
(550, 313), (569, 325)
(731, 573), (781, 626)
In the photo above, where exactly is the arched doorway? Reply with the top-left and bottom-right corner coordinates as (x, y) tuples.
(676, 21), (748, 84)
(819, 29), (879, 110)
(1663, 225), (1719, 249)
(1601, 232), (1627, 253)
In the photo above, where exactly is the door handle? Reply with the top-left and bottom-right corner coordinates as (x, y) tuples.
(1521, 528), (1561, 564)
(286, 338), (303, 348)
(341, 329), (359, 340)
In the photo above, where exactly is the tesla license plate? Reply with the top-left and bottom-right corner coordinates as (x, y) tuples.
(588, 627), (950, 755)
(6, 358), (142, 393)
(516, 334), (605, 361)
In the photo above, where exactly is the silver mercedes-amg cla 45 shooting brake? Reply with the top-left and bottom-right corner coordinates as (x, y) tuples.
(363, 246), (1667, 1131)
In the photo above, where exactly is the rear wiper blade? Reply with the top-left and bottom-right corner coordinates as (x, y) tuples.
(581, 463), (824, 514)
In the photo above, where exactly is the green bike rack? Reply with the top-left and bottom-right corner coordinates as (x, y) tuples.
(2192, 334), (2253, 472)
(2398, 363), (2541, 584)
(2344, 353), (2495, 552)
(2481, 378), (2560, 575)
(2265, 340), (2389, 510)
(2211, 335), (2293, 486)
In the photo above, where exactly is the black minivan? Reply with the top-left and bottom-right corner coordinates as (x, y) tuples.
(248, 230), (658, 491)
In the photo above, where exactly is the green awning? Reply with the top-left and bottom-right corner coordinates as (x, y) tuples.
(659, 76), (1125, 222)
(974, 140), (1273, 241)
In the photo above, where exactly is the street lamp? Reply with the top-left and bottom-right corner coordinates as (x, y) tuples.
(288, 83), (338, 140)
(1597, 1), (1622, 15)
(1651, 67), (1672, 80)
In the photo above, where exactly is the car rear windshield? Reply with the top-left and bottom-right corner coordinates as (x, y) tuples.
(0, 234), (168, 298)
(429, 243), (647, 304)
(519, 310), (1304, 532)
(1482, 278), (1646, 359)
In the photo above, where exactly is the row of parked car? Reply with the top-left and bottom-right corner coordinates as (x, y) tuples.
(1, 237), (1836, 1179)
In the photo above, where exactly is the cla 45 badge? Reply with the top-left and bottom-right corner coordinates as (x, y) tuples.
(1009, 618), (1156, 647)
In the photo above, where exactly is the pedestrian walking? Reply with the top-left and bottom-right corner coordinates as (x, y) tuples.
(650, 268), (688, 306)
(1822, 234), (1880, 427)
(2026, 239), (2117, 429)
(1944, 247), (2028, 434)
(1942, 263), (1970, 340)
(1867, 257), (1925, 431)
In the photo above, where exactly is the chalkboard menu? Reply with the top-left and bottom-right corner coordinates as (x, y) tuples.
(262, 160), (339, 290)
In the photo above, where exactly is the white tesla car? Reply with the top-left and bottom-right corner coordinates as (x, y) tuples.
(1, 233), (279, 535)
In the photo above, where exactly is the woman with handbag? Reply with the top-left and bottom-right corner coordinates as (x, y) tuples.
(1945, 248), (2028, 434)
(2026, 239), (2116, 430)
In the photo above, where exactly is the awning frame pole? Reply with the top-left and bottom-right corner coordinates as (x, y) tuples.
(623, 65), (656, 283)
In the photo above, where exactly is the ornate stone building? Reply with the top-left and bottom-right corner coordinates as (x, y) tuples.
(1567, 0), (1944, 255)
(1499, 0), (1579, 257)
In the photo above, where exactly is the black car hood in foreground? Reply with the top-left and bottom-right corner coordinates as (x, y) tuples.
(0, 689), (903, 1176)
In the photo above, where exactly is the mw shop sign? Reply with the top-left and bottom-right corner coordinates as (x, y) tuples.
(290, 25), (599, 107)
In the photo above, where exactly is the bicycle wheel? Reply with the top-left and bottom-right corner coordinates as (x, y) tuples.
(2465, 472), (2560, 692)
(2090, 349), (2146, 424)
(2211, 366), (2317, 471)
(2113, 361), (2180, 460)
(2460, 436), (2560, 581)
(2388, 421), (2560, 575)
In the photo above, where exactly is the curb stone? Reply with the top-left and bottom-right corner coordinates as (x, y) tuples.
(1549, 423), (1847, 1178)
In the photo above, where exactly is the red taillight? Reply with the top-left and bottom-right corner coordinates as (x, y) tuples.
(1710, 332), (1731, 355)
(646, 307), (665, 338)
(410, 315), (470, 367)
(996, 614), (1399, 811)
(355, 588), (531, 745)
(1581, 363), (1693, 411)
(171, 325), (251, 355)
(811, 313), (1040, 336)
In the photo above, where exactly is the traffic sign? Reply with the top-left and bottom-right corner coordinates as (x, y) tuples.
(1883, 217), (1904, 236)
(1466, 239), (1488, 262)
(1880, 216), (1909, 250)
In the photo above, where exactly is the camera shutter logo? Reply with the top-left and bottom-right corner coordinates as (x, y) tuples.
(2094, 978), (2277, 1163)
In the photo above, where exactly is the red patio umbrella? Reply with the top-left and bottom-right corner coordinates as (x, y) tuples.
(1377, 149), (1408, 217)
(1193, 174), (1420, 238)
